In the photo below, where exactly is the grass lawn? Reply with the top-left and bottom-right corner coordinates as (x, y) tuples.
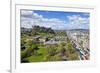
(27, 46), (47, 62)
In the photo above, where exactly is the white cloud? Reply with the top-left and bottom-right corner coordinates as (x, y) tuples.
(21, 10), (33, 15)
(67, 15), (89, 25)
(21, 10), (66, 29)
(21, 10), (89, 29)
(67, 15), (89, 29)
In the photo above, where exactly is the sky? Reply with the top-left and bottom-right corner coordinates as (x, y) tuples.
(20, 10), (90, 30)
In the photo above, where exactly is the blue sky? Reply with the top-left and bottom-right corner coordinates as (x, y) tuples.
(34, 10), (89, 21)
(21, 10), (90, 30)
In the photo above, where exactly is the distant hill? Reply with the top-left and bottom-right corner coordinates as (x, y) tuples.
(32, 26), (55, 34)
(69, 29), (89, 32)
(66, 29), (89, 34)
(21, 27), (32, 33)
(69, 29), (89, 31)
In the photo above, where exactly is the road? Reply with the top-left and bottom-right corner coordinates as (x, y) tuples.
(71, 40), (90, 60)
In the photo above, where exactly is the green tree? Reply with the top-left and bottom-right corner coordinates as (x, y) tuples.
(67, 43), (76, 54)
(21, 40), (39, 60)
(46, 46), (57, 56)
